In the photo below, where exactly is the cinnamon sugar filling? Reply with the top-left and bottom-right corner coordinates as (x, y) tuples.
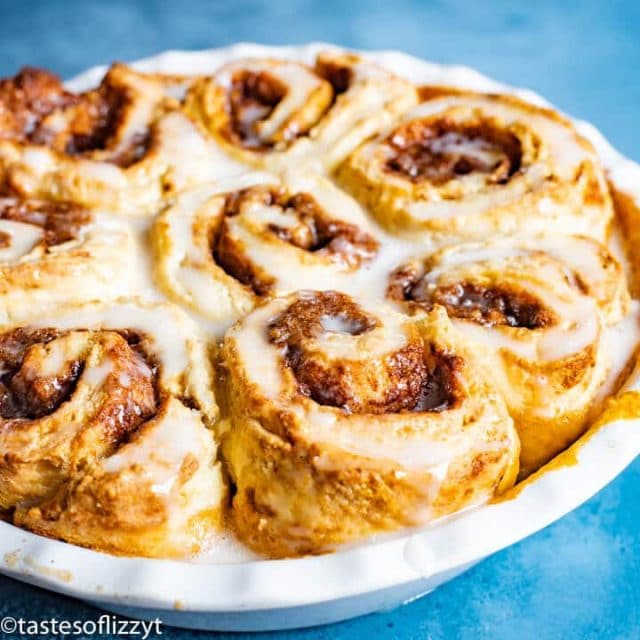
(226, 70), (290, 148)
(384, 117), (522, 185)
(0, 328), (157, 430)
(214, 186), (378, 295)
(224, 60), (352, 150)
(388, 266), (555, 329)
(0, 198), (91, 246)
(268, 291), (460, 414)
(0, 68), (78, 141)
(314, 58), (353, 95)
(0, 67), (150, 167)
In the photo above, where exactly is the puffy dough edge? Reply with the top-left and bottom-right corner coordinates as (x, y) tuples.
(220, 304), (520, 558)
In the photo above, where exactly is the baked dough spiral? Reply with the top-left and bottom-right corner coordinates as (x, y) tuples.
(0, 197), (133, 320)
(0, 65), (220, 213)
(338, 88), (613, 239)
(0, 299), (224, 558)
(220, 291), (519, 557)
(0, 47), (632, 561)
(152, 173), (380, 326)
(184, 51), (417, 171)
(387, 235), (629, 476)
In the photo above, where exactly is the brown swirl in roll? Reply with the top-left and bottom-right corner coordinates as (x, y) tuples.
(0, 197), (91, 246)
(0, 300), (223, 557)
(0, 68), (78, 141)
(267, 291), (459, 414)
(0, 66), (149, 167)
(386, 237), (630, 478)
(222, 292), (519, 556)
(222, 69), (329, 150)
(227, 70), (292, 148)
(337, 87), (612, 239)
(385, 117), (523, 185)
(186, 50), (417, 173)
(214, 186), (378, 295)
(221, 56), (365, 151)
(314, 55), (354, 94)
(0, 324), (166, 510)
(0, 327), (157, 423)
(388, 263), (556, 329)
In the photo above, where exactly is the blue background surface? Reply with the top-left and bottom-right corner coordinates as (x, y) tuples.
(0, 1), (638, 638)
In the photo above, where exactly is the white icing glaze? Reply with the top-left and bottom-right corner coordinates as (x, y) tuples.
(215, 60), (328, 145)
(80, 355), (117, 388)
(27, 301), (196, 391)
(35, 335), (83, 377)
(0, 220), (44, 262)
(102, 399), (203, 479)
(429, 132), (507, 167)
(124, 215), (167, 300)
(308, 414), (507, 474)
(38, 44), (639, 566)
(313, 306), (408, 361)
(425, 238), (604, 362)
(99, 397), (224, 536)
(228, 297), (289, 398)
(321, 315), (363, 334)
(153, 111), (248, 186)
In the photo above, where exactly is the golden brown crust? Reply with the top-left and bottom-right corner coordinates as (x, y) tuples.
(184, 51), (418, 171)
(221, 292), (519, 557)
(0, 65), (159, 166)
(151, 174), (380, 326)
(0, 197), (91, 245)
(0, 50), (635, 561)
(0, 64), (223, 213)
(386, 235), (628, 477)
(14, 397), (224, 558)
(337, 87), (613, 240)
(0, 328), (156, 507)
(0, 196), (133, 321)
(0, 68), (79, 144)
(0, 300), (225, 558)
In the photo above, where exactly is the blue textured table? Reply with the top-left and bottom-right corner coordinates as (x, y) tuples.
(0, 1), (638, 638)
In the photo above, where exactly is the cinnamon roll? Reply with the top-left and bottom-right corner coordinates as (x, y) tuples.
(220, 291), (519, 557)
(184, 51), (417, 172)
(338, 88), (613, 240)
(152, 173), (380, 327)
(0, 197), (133, 320)
(0, 65), (222, 213)
(0, 300), (224, 558)
(387, 235), (629, 476)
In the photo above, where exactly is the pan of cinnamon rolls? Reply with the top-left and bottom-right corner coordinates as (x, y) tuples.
(0, 44), (638, 564)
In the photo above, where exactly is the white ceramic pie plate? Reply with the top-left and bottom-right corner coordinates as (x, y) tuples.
(1, 43), (639, 632)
